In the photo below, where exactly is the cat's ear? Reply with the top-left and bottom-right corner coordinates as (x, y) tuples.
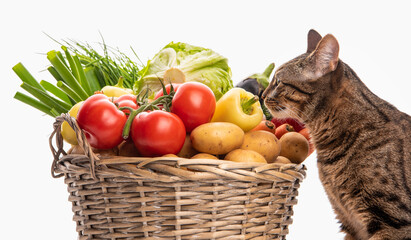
(311, 34), (339, 77)
(307, 29), (322, 53)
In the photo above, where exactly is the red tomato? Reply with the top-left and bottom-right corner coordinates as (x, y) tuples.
(171, 82), (216, 132)
(299, 128), (315, 155)
(271, 118), (305, 132)
(131, 110), (186, 157)
(77, 94), (127, 149)
(113, 94), (139, 115)
(154, 83), (182, 99)
(115, 94), (137, 103)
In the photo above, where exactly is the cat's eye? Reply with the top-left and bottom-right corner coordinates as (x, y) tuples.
(276, 77), (280, 85)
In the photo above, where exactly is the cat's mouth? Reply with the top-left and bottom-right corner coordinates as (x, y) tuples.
(264, 98), (296, 119)
(264, 98), (286, 112)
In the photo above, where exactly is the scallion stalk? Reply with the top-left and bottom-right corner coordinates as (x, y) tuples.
(50, 108), (60, 117)
(14, 92), (56, 117)
(40, 80), (72, 105)
(12, 63), (47, 92)
(73, 55), (92, 95)
(47, 50), (89, 100)
(47, 66), (63, 82)
(56, 81), (83, 103)
(84, 66), (101, 93)
(20, 82), (70, 114)
(62, 46), (80, 80)
(56, 51), (68, 68)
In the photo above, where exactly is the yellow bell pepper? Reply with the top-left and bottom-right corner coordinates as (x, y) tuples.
(101, 76), (133, 97)
(211, 88), (263, 131)
(61, 101), (83, 145)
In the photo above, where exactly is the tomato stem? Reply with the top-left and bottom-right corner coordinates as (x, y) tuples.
(121, 94), (173, 139)
(122, 106), (145, 139)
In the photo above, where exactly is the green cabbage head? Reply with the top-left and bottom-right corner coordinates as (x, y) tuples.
(134, 42), (233, 100)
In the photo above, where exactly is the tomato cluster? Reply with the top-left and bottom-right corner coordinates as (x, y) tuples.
(76, 82), (216, 157)
(270, 118), (314, 155)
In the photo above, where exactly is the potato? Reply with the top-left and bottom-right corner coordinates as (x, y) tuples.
(190, 122), (244, 155)
(162, 153), (179, 158)
(274, 156), (292, 164)
(240, 130), (280, 163)
(177, 135), (199, 158)
(191, 153), (219, 159)
(279, 132), (309, 164)
(224, 149), (267, 163)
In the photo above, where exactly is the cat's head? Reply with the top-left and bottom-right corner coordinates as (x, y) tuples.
(262, 29), (341, 124)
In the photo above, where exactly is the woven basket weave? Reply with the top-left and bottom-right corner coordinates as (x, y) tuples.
(50, 113), (306, 240)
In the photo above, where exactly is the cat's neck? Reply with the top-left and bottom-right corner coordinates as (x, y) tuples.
(305, 62), (396, 161)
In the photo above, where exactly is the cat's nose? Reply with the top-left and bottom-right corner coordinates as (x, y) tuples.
(261, 85), (272, 100)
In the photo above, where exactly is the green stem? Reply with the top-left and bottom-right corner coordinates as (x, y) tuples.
(56, 51), (68, 68)
(47, 66), (63, 82)
(56, 81), (83, 103)
(73, 55), (92, 95)
(62, 46), (80, 80)
(14, 92), (56, 117)
(241, 96), (259, 115)
(47, 50), (89, 100)
(261, 102), (273, 120)
(122, 106), (146, 139)
(115, 76), (125, 88)
(122, 94), (173, 139)
(263, 63), (275, 79)
(12, 62), (46, 92)
(40, 80), (72, 105)
(50, 108), (60, 117)
(20, 82), (70, 114)
(84, 66), (101, 93)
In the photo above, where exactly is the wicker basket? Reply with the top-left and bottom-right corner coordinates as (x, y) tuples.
(50, 113), (306, 240)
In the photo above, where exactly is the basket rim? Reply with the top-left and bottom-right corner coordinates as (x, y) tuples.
(50, 113), (306, 183)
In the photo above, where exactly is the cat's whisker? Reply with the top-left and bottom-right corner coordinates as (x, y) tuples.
(277, 102), (309, 122)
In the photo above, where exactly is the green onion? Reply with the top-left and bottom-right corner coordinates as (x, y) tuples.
(40, 80), (72, 105)
(12, 63), (46, 92)
(62, 46), (80, 80)
(50, 108), (60, 117)
(65, 39), (141, 89)
(73, 55), (92, 95)
(20, 82), (70, 114)
(56, 81), (83, 103)
(84, 66), (101, 93)
(56, 51), (68, 68)
(47, 66), (63, 82)
(47, 50), (89, 100)
(14, 92), (57, 117)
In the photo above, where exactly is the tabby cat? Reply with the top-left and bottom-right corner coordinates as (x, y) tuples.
(262, 29), (411, 240)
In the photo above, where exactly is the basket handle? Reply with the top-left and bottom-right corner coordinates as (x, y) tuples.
(50, 113), (99, 179)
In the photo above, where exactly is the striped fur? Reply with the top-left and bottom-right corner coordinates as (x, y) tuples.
(262, 30), (411, 240)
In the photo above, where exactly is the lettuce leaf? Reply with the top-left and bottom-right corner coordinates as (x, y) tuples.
(134, 42), (233, 100)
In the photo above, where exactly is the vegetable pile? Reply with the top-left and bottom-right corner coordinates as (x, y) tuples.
(13, 38), (314, 164)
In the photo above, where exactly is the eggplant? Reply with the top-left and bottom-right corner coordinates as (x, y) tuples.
(235, 63), (275, 119)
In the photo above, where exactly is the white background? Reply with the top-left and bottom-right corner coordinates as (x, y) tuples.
(1, 1), (410, 239)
